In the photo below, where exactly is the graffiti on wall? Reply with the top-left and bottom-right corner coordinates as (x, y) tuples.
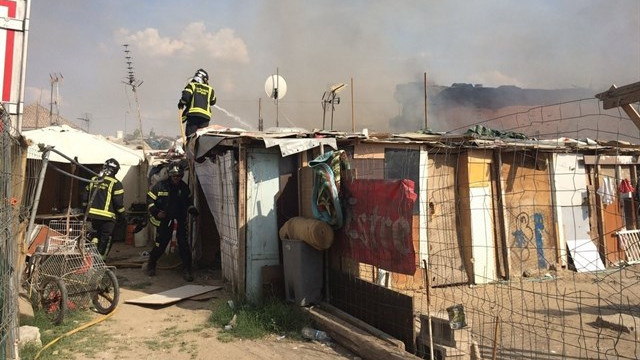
(512, 212), (548, 269)
(338, 179), (417, 275)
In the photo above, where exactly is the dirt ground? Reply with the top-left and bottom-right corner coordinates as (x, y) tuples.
(48, 241), (358, 360)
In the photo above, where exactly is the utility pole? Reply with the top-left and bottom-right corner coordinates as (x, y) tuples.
(122, 44), (145, 157)
(49, 73), (63, 125)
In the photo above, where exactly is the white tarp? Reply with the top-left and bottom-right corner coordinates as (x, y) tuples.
(23, 125), (144, 165)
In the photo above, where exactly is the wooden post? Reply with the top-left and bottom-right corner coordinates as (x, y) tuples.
(492, 316), (500, 359)
(423, 72), (428, 130)
(351, 77), (355, 132)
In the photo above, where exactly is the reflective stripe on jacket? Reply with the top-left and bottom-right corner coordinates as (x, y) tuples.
(181, 82), (216, 121)
(82, 175), (125, 221)
(147, 178), (192, 227)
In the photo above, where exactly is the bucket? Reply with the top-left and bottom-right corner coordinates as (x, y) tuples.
(126, 224), (136, 245)
(446, 304), (466, 329)
(134, 226), (147, 248)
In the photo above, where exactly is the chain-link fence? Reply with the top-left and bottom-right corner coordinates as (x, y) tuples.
(1, 106), (43, 359)
(327, 99), (640, 359)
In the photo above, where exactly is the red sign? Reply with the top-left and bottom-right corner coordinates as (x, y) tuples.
(0, 1), (16, 102)
(338, 179), (417, 275)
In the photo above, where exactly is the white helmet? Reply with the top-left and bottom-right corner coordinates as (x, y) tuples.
(193, 68), (209, 84)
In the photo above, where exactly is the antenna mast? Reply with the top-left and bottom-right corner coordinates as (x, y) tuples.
(322, 83), (345, 130)
(77, 112), (91, 132)
(49, 73), (63, 126)
(122, 44), (145, 156)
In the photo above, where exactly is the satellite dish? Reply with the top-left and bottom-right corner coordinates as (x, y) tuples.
(265, 75), (287, 100)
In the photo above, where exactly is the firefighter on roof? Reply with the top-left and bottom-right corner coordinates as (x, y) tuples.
(178, 68), (216, 137)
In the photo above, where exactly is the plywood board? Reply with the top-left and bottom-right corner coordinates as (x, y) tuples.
(566, 238), (605, 272)
(188, 290), (221, 301)
(125, 285), (222, 305)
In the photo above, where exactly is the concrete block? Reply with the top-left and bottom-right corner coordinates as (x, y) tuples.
(19, 325), (41, 348)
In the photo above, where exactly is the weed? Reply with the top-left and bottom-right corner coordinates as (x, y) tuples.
(208, 297), (311, 341)
(20, 309), (115, 360)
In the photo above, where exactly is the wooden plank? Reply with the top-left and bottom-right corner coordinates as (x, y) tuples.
(595, 82), (640, 110)
(622, 103), (640, 132)
(125, 285), (222, 305)
(583, 155), (639, 166)
(189, 290), (221, 301)
(319, 302), (405, 349)
(329, 269), (415, 352)
(304, 306), (422, 360)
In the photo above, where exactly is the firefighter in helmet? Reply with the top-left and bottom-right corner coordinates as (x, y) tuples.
(146, 161), (199, 281)
(82, 158), (126, 258)
(178, 68), (217, 137)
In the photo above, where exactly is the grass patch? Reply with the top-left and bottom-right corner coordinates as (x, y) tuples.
(20, 309), (114, 360)
(208, 297), (311, 341)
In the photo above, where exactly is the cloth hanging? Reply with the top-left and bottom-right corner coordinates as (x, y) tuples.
(309, 150), (348, 229)
(619, 178), (634, 199)
(619, 178), (634, 193)
(597, 176), (615, 206)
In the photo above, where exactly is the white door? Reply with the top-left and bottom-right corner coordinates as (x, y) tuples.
(470, 186), (496, 284)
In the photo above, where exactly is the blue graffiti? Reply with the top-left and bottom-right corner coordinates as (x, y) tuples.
(512, 212), (548, 269)
(533, 213), (547, 269)
(513, 229), (527, 248)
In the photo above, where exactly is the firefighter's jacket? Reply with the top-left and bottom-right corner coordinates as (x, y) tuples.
(147, 178), (193, 227)
(82, 176), (125, 221)
(180, 81), (216, 122)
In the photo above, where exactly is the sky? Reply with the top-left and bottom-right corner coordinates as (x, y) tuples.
(24, 0), (640, 137)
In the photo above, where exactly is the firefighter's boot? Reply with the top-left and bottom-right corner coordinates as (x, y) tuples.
(146, 254), (158, 277)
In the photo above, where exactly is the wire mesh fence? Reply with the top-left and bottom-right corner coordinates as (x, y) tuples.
(0, 108), (35, 359)
(327, 99), (640, 359)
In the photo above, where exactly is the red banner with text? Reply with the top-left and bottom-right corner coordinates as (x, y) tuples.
(338, 179), (417, 275)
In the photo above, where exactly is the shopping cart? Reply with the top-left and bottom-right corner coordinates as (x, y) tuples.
(23, 219), (120, 324)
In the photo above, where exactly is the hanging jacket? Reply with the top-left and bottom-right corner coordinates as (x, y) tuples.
(82, 175), (125, 221)
(147, 178), (194, 227)
(179, 81), (216, 122)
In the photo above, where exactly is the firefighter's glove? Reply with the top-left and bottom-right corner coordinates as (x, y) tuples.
(178, 101), (185, 110)
(157, 210), (167, 219)
(188, 206), (199, 217)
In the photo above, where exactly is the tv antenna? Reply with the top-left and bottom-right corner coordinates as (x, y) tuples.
(122, 44), (145, 156)
(77, 112), (91, 132)
(322, 83), (345, 130)
(49, 73), (63, 126)
(264, 68), (287, 127)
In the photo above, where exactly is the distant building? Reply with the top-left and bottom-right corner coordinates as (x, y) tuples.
(21, 103), (83, 131)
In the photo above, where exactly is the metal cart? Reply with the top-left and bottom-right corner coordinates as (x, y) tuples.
(23, 219), (119, 324)
(22, 144), (122, 325)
